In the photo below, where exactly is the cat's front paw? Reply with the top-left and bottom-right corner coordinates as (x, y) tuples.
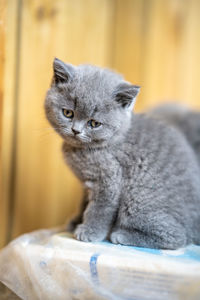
(74, 224), (106, 242)
(110, 231), (128, 245)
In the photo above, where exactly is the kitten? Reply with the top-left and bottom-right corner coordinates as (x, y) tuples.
(45, 58), (200, 249)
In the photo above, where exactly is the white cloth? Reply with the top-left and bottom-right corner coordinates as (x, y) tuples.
(0, 228), (200, 300)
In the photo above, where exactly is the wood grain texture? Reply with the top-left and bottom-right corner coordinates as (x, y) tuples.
(0, 0), (6, 248)
(12, 0), (114, 238)
(113, 0), (200, 111)
(1, 0), (20, 247)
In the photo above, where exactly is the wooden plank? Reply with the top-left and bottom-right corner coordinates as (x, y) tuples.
(0, 0), (20, 247)
(12, 0), (114, 238)
(112, 0), (146, 111)
(176, 0), (200, 110)
(0, 2), (5, 140)
(141, 0), (200, 109)
(0, 0), (6, 248)
(113, 0), (200, 111)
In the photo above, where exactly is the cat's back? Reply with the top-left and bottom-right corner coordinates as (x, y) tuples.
(148, 104), (200, 166)
(118, 113), (198, 164)
(115, 113), (200, 242)
(114, 113), (200, 197)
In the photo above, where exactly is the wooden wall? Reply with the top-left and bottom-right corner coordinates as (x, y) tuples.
(0, 0), (6, 247)
(1, 0), (200, 247)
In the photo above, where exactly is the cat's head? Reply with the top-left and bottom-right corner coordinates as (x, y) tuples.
(45, 58), (140, 148)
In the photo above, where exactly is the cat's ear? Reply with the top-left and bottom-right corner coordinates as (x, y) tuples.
(53, 58), (75, 85)
(114, 82), (140, 109)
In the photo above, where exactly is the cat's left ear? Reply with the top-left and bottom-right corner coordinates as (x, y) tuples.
(113, 82), (140, 110)
(53, 57), (75, 85)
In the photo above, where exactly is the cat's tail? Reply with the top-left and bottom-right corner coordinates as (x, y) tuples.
(148, 103), (200, 164)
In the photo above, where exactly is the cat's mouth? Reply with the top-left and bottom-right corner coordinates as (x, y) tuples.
(73, 134), (91, 143)
(62, 132), (92, 145)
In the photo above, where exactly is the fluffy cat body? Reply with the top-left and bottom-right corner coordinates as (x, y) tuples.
(45, 58), (200, 249)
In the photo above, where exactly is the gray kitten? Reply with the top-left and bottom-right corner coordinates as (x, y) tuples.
(45, 58), (200, 249)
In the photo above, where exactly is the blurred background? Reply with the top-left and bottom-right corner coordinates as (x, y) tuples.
(0, 0), (200, 248)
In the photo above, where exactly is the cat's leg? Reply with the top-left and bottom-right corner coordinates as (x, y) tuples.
(75, 196), (120, 242)
(75, 164), (122, 242)
(110, 219), (187, 250)
(67, 189), (89, 232)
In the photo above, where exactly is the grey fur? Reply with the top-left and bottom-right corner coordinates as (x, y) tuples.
(45, 58), (200, 249)
(149, 103), (200, 166)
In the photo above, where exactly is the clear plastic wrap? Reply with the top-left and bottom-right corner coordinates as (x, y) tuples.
(0, 228), (200, 300)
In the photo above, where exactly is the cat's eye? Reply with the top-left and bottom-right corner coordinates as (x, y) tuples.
(62, 109), (74, 119)
(88, 119), (101, 128)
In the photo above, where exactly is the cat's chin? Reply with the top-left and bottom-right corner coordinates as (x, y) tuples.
(61, 134), (91, 148)
(62, 134), (109, 149)
(63, 136), (86, 147)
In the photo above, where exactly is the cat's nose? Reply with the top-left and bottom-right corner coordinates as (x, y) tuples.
(72, 128), (80, 135)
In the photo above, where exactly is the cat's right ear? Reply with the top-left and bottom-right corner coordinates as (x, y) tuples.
(52, 58), (75, 85)
(113, 82), (140, 110)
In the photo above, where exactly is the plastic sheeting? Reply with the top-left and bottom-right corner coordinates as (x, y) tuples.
(0, 228), (200, 300)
